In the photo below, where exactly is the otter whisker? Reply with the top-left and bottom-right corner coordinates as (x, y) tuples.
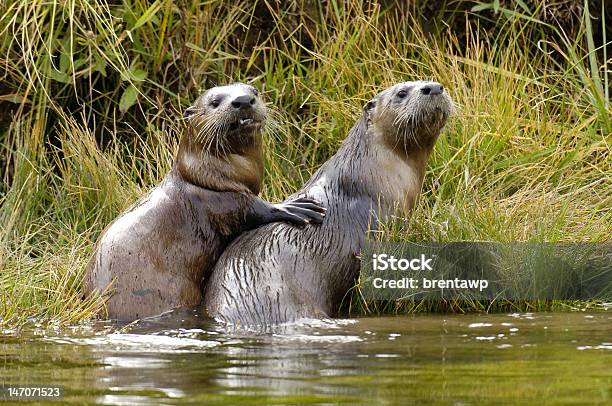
(264, 109), (285, 144)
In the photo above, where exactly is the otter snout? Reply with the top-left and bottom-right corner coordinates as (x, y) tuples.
(420, 82), (444, 96)
(368, 80), (452, 148)
(231, 95), (256, 109)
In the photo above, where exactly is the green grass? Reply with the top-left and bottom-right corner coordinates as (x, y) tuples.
(0, 1), (610, 327)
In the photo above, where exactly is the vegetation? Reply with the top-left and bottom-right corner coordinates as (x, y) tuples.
(0, 1), (609, 327)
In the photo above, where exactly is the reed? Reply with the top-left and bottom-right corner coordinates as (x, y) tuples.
(0, 1), (609, 326)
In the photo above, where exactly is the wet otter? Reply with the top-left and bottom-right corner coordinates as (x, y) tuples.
(84, 83), (326, 321)
(203, 81), (452, 326)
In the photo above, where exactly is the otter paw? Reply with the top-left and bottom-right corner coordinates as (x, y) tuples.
(277, 198), (326, 225)
(288, 197), (327, 212)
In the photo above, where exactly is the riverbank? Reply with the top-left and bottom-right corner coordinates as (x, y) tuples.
(0, 1), (610, 327)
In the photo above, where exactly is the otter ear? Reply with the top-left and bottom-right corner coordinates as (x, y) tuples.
(364, 98), (377, 113)
(183, 106), (197, 118)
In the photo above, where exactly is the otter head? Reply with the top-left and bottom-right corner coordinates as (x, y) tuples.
(183, 83), (267, 154)
(364, 80), (452, 152)
(177, 83), (267, 194)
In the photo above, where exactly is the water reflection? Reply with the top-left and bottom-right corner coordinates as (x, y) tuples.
(0, 311), (610, 404)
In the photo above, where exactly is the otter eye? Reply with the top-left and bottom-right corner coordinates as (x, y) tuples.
(252, 88), (259, 96)
(397, 90), (408, 98)
(210, 99), (220, 108)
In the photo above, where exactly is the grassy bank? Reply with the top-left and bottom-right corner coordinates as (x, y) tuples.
(0, 1), (610, 327)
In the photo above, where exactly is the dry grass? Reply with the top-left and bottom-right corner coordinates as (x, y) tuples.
(0, 0), (609, 326)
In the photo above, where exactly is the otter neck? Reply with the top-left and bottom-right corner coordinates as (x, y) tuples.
(175, 127), (263, 195)
(340, 114), (434, 212)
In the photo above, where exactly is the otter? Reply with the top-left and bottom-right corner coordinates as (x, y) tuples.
(84, 83), (326, 321)
(203, 81), (452, 326)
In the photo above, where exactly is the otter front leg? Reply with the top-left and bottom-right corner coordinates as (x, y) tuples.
(249, 197), (326, 227)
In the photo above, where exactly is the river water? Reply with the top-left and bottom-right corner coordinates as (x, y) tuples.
(1, 311), (610, 405)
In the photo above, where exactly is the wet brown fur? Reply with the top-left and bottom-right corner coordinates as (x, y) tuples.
(84, 83), (282, 320)
(203, 81), (453, 326)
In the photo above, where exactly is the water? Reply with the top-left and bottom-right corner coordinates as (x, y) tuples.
(1, 311), (610, 405)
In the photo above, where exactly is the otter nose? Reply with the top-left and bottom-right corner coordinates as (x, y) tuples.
(231, 95), (255, 109)
(421, 83), (444, 96)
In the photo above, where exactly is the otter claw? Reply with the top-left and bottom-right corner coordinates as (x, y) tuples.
(276, 198), (326, 226)
(283, 212), (310, 227)
(287, 197), (326, 212)
(293, 197), (322, 204)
